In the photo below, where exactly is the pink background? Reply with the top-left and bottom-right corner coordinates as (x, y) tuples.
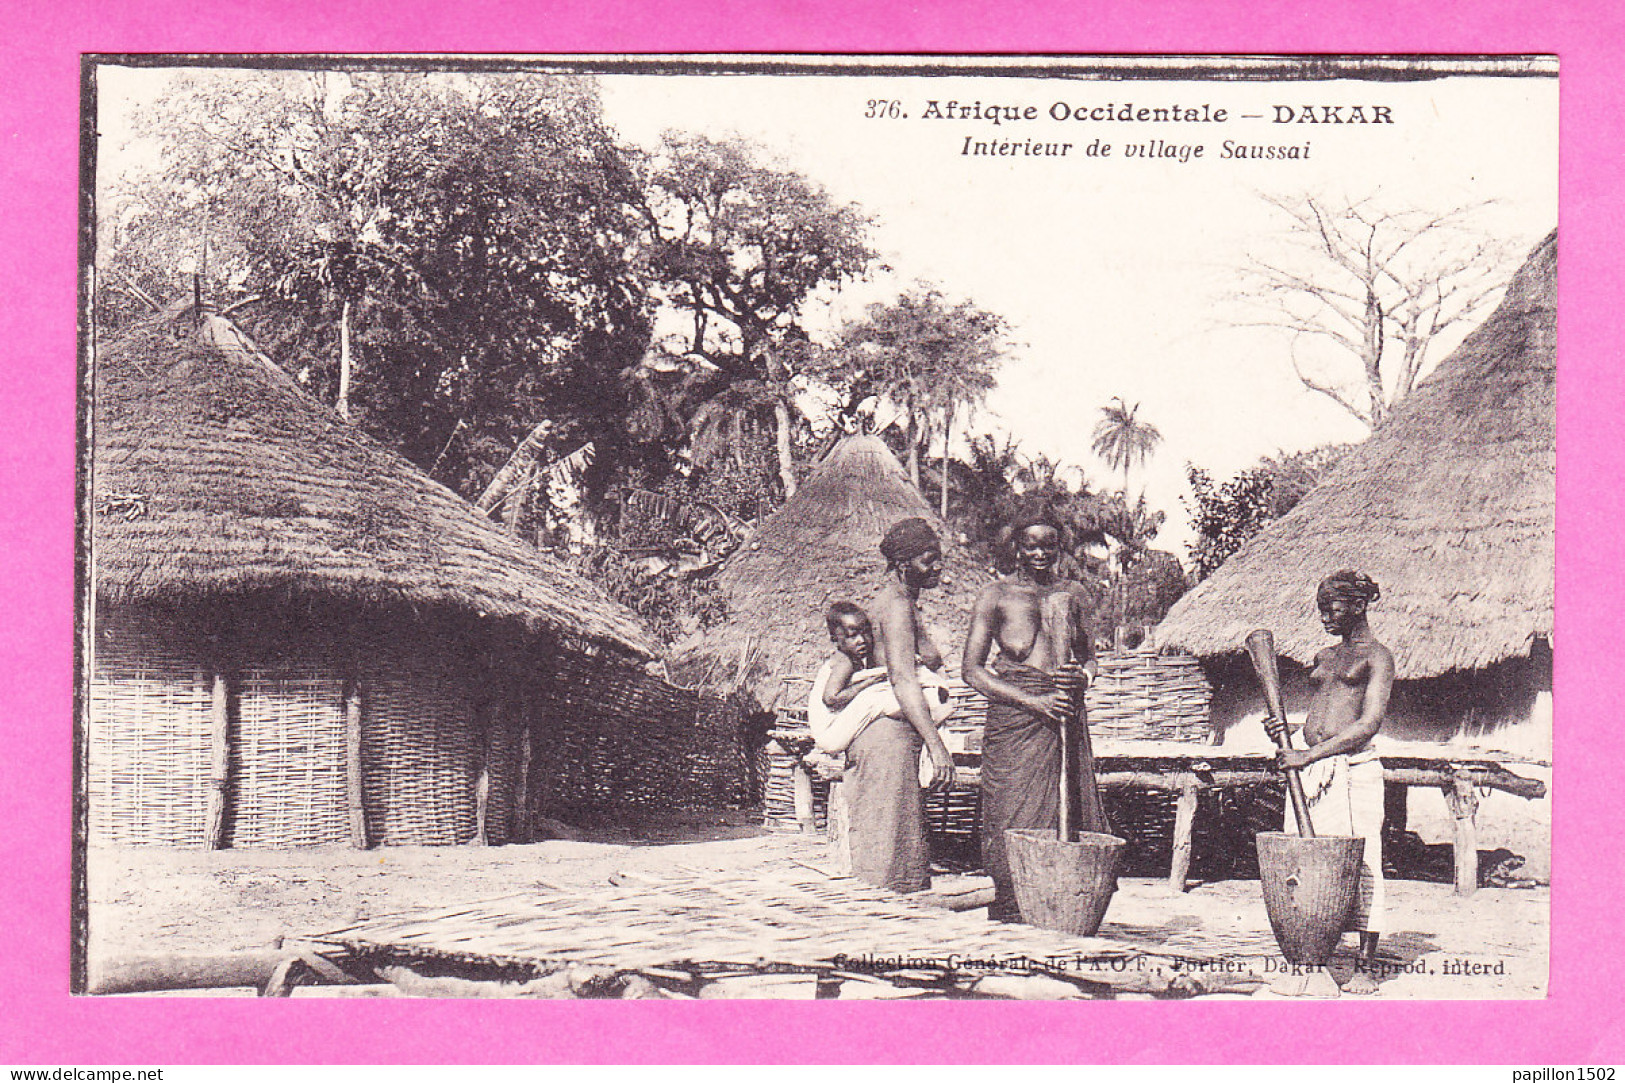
(3, 0), (1619, 1064)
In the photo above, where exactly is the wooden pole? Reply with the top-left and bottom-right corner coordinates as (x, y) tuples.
(88, 951), (297, 996)
(1057, 671), (1084, 842)
(337, 299), (353, 420)
(515, 705), (533, 844)
(1244, 630), (1315, 838)
(1445, 773), (1480, 896)
(343, 681), (368, 849)
(792, 761), (817, 834)
(204, 672), (230, 850)
(1168, 776), (1199, 892)
(1382, 779), (1408, 841)
(826, 775), (852, 875)
(473, 701), (493, 846)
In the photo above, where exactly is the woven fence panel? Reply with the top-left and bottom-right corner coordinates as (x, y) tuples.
(226, 668), (349, 848)
(481, 707), (526, 846)
(525, 652), (753, 823)
(360, 656), (479, 846)
(1088, 650), (1213, 743)
(88, 610), (211, 846)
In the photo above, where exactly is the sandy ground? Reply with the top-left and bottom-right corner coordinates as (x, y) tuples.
(85, 810), (1547, 1001)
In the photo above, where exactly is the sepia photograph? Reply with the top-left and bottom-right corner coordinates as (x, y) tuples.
(78, 53), (1556, 1002)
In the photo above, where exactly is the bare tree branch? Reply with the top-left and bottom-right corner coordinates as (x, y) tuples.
(1233, 194), (1526, 430)
(1288, 334), (1370, 425)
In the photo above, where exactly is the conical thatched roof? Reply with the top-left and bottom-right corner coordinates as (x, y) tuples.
(671, 434), (991, 706)
(91, 312), (658, 660)
(1156, 230), (1555, 679)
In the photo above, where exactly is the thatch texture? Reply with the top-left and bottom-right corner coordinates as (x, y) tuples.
(92, 313), (657, 661)
(671, 435), (991, 706)
(1156, 230), (1555, 679)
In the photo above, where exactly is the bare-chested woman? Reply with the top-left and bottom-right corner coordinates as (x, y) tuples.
(1272, 569), (1395, 993)
(844, 517), (957, 894)
(962, 513), (1106, 922)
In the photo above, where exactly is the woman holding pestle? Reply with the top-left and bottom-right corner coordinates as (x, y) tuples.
(1272, 569), (1395, 994)
(962, 511), (1106, 922)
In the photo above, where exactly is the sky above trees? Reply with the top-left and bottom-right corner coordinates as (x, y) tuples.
(96, 62), (1556, 558)
(597, 69), (1556, 554)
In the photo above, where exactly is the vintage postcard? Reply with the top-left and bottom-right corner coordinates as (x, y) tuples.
(78, 53), (1555, 1005)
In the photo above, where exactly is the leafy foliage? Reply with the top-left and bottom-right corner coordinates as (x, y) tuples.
(1183, 442), (1352, 581)
(1111, 548), (1190, 633)
(567, 546), (727, 645)
(812, 289), (1006, 487)
(1255, 443), (1352, 518)
(635, 134), (878, 501)
(639, 134), (876, 368)
(1184, 464), (1275, 582)
(104, 71), (653, 498)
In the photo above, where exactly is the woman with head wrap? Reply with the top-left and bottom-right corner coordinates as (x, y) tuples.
(962, 509), (1109, 922)
(842, 517), (956, 894)
(1272, 569), (1394, 993)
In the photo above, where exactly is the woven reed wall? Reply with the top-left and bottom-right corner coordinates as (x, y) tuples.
(524, 651), (754, 823)
(88, 608), (213, 847)
(1088, 649), (1213, 743)
(481, 704), (527, 846)
(88, 604), (752, 848)
(226, 665), (349, 848)
(357, 633), (482, 847)
(89, 605), (496, 848)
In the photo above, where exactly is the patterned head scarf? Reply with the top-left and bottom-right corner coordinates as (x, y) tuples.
(1318, 569), (1381, 610)
(879, 517), (940, 565)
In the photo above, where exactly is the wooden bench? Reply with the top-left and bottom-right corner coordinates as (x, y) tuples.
(782, 737), (1546, 896)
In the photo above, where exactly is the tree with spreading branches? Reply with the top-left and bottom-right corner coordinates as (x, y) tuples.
(103, 70), (652, 498)
(635, 133), (877, 500)
(1239, 194), (1524, 429)
(811, 288), (1006, 509)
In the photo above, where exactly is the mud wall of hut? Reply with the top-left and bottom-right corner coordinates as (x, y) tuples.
(87, 602), (754, 848)
(1195, 647), (1552, 878)
(1200, 644), (1553, 759)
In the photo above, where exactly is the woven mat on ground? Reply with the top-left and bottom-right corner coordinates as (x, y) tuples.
(293, 864), (1224, 990)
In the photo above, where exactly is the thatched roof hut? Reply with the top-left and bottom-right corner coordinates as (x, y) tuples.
(87, 313), (739, 849)
(1156, 231), (1554, 754)
(1157, 230), (1554, 679)
(94, 313), (656, 661)
(670, 434), (992, 709)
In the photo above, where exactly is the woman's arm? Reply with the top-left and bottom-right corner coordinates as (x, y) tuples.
(876, 588), (955, 789)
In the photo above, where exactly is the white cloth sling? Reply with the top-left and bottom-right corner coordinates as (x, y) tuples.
(1284, 747), (1386, 934)
(806, 661), (954, 754)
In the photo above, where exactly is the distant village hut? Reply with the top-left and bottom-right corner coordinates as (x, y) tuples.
(671, 434), (990, 711)
(1156, 230), (1556, 759)
(667, 435), (991, 833)
(88, 312), (677, 849)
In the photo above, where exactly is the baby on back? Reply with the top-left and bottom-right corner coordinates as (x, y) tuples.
(821, 601), (888, 712)
(807, 601), (952, 753)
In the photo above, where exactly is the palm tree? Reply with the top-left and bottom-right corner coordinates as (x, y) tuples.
(1091, 397), (1163, 496)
